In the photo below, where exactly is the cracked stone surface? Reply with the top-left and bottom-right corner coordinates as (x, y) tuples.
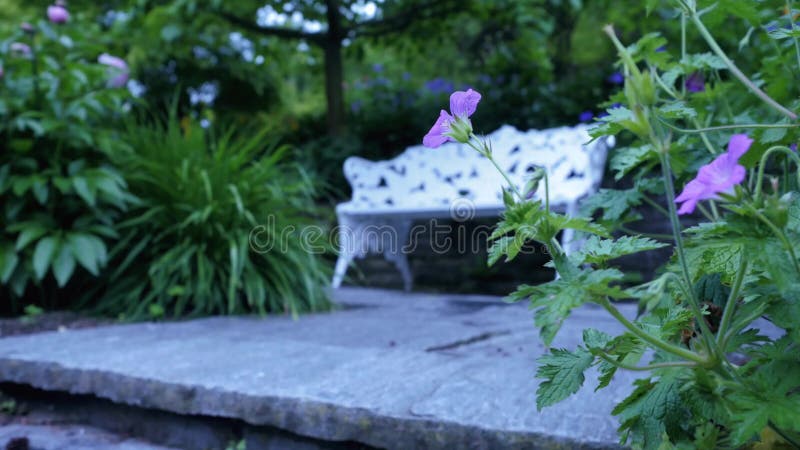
(0, 287), (642, 449)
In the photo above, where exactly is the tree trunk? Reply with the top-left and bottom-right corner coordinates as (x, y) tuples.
(324, 0), (345, 136)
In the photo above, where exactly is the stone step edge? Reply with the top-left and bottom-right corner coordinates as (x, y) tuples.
(0, 358), (617, 450)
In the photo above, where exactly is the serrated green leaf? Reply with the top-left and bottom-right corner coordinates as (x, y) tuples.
(610, 145), (655, 180)
(686, 53), (727, 70)
(535, 348), (594, 410)
(614, 373), (684, 450)
(575, 235), (668, 265)
(523, 268), (626, 345)
(659, 101), (697, 119)
(580, 188), (644, 222)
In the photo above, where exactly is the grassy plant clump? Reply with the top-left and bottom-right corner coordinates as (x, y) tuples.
(84, 115), (331, 318)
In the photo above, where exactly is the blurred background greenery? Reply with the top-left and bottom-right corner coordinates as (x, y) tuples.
(2, 0), (780, 317)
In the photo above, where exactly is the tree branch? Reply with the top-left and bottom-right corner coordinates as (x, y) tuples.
(212, 9), (326, 45)
(350, 0), (464, 38)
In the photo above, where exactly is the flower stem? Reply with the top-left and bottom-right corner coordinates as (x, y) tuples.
(747, 205), (800, 276)
(641, 195), (671, 217)
(787, 0), (800, 70)
(467, 136), (524, 201)
(658, 151), (719, 356)
(598, 297), (708, 364)
(685, 5), (798, 120)
(596, 352), (697, 371)
(658, 120), (800, 134)
(754, 146), (800, 200)
(717, 260), (747, 350)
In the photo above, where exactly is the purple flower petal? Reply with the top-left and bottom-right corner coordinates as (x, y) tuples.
(726, 134), (754, 160)
(423, 110), (454, 148)
(685, 72), (705, 93)
(449, 89), (481, 119)
(98, 53), (129, 88)
(607, 72), (624, 85)
(578, 111), (594, 123)
(675, 134), (752, 214)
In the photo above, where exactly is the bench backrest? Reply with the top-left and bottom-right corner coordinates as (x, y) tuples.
(342, 124), (613, 211)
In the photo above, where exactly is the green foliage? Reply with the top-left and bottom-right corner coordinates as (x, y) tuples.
(0, 8), (132, 311)
(474, 0), (800, 448)
(82, 115), (332, 318)
(535, 347), (594, 409)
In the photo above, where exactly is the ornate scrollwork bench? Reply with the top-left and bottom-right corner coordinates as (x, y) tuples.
(332, 124), (614, 291)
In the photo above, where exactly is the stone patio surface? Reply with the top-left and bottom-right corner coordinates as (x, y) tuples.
(0, 287), (641, 449)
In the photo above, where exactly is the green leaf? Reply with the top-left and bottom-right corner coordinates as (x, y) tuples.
(686, 53), (727, 70)
(15, 225), (48, 251)
(610, 145), (655, 181)
(523, 268), (626, 345)
(0, 245), (19, 284)
(68, 233), (107, 276)
(575, 235), (667, 265)
(33, 236), (59, 281)
(580, 187), (644, 222)
(613, 373), (684, 450)
(535, 348), (594, 410)
(659, 101), (697, 120)
(52, 244), (76, 287)
(72, 176), (96, 207)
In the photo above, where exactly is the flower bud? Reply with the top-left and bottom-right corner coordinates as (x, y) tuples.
(20, 22), (35, 34)
(524, 167), (546, 199)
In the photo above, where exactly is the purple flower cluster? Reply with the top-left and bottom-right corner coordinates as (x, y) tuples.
(424, 78), (455, 95)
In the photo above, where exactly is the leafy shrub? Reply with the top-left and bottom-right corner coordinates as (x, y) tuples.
(83, 115), (331, 318)
(427, 1), (800, 447)
(0, 8), (132, 311)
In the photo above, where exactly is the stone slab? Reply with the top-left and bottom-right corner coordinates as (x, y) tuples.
(0, 424), (180, 450)
(0, 288), (643, 449)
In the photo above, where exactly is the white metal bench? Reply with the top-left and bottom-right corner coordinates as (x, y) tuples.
(332, 124), (614, 290)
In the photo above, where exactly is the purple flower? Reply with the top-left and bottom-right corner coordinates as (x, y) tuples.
(675, 134), (753, 215)
(424, 78), (455, 95)
(20, 22), (35, 33)
(47, 4), (70, 23)
(423, 89), (481, 148)
(98, 53), (129, 88)
(371, 63), (383, 72)
(578, 111), (594, 123)
(10, 42), (31, 57)
(655, 45), (667, 53)
(685, 72), (705, 93)
(791, 143), (798, 152)
(607, 72), (624, 85)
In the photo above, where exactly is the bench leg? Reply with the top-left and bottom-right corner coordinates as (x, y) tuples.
(383, 218), (413, 291)
(332, 253), (352, 288)
(332, 214), (358, 289)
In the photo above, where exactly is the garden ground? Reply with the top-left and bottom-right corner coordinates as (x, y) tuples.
(0, 287), (647, 450)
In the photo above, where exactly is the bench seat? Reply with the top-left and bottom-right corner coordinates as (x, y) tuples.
(332, 124), (614, 290)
